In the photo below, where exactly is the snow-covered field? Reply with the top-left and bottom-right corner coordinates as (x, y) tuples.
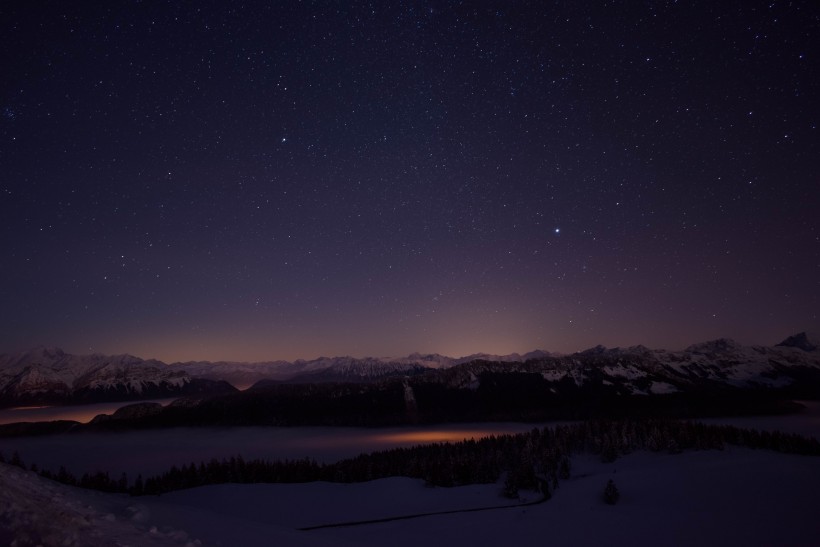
(3, 446), (819, 546)
(317, 448), (820, 547)
(2, 404), (820, 545)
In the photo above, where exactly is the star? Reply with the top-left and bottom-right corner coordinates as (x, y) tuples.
(0, 1), (815, 361)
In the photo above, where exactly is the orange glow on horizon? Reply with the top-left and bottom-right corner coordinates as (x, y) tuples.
(371, 428), (513, 445)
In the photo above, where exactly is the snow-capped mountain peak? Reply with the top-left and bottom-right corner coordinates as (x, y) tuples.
(776, 332), (819, 352)
(3, 332), (818, 405)
(0, 349), (235, 407)
(684, 338), (745, 355)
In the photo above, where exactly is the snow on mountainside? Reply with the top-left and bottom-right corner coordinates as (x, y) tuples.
(2, 333), (818, 406)
(170, 355), (444, 388)
(376, 352), (456, 369)
(0, 348), (166, 389)
(167, 359), (295, 390)
(246, 349), (558, 380)
(164, 336), (820, 392)
(420, 334), (820, 395)
(169, 351), (555, 386)
(649, 335), (820, 389)
(281, 358), (429, 384)
(0, 348), (235, 407)
(260, 350), (559, 386)
(776, 331), (820, 352)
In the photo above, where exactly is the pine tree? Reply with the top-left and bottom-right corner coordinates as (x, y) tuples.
(118, 472), (128, 492)
(502, 472), (519, 499)
(537, 476), (551, 500)
(56, 466), (76, 486)
(131, 474), (144, 496)
(603, 479), (620, 505)
(10, 451), (24, 469)
(558, 457), (571, 479)
(601, 438), (618, 463)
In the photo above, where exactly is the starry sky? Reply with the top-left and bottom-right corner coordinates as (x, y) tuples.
(1, 1), (818, 363)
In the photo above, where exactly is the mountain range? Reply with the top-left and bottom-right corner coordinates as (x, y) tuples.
(0, 347), (235, 407)
(0, 333), (818, 409)
(171, 349), (555, 388)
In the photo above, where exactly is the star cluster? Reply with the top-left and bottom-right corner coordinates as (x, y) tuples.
(1, 1), (817, 361)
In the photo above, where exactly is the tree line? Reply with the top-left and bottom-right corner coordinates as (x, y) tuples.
(2, 419), (818, 498)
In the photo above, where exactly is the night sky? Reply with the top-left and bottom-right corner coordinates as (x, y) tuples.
(1, 1), (818, 363)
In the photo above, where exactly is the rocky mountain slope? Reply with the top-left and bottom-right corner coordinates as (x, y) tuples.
(225, 333), (820, 394)
(165, 351), (555, 387)
(0, 348), (236, 407)
(2, 333), (818, 411)
(425, 334), (820, 395)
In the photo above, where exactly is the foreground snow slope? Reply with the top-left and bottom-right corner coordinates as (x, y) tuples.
(0, 462), (187, 546)
(318, 448), (820, 547)
(3, 446), (819, 546)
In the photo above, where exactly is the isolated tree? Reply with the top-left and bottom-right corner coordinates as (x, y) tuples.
(558, 456), (571, 480)
(56, 465), (77, 486)
(600, 438), (618, 463)
(131, 474), (144, 496)
(10, 451), (25, 469)
(502, 472), (519, 499)
(603, 479), (620, 505)
(537, 476), (552, 500)
(118, 472), (128, 492)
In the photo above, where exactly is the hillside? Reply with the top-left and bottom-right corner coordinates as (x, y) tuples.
(1, 333), (818, 423)
(0, 348), (236, 408)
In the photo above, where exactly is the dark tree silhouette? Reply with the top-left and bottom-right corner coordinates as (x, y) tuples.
(21, 419), (820, 497)
(603, 479), (620, 505)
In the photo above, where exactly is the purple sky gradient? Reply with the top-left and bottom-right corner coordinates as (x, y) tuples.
(1, 1), (817, 362)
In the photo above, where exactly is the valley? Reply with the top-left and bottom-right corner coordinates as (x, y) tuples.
(1, 334), (819, 545)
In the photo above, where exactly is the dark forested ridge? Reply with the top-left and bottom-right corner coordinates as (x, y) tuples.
(84, 363), (819, 430)
(0, 366), (813, 438)
(3, 419), (818, 497)
(3, 335), (819, 413)
(2, 338), (819, 437)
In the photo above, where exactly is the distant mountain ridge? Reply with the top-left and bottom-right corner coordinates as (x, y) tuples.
(1, 333), (818, 408)
(0, 347), (236, 407)
(167, 334), (820, 390)
(776, 332), (819, 352)
(165, 350), (558, 388)
(424, 334), (820, 396)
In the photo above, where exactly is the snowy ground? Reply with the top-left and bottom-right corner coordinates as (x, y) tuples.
(3, 446), (820, 546)
(316, 448), (820, 547)
(2, 404), (820, 545)
(0, 462), (185, 546)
